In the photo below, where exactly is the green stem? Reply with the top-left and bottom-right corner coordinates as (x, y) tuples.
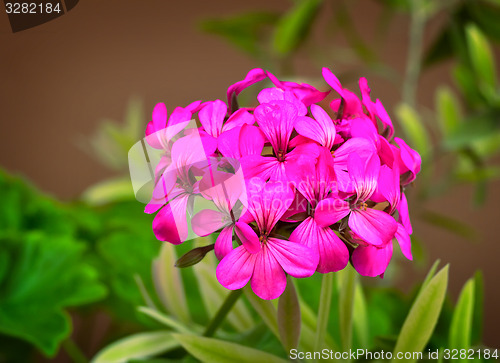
(339, 266), (356, 361)
(402, 0), (426, 108)
(62, 338), (88, 363)
(203, 288), (243, 337)
(314, 272), (334, 352)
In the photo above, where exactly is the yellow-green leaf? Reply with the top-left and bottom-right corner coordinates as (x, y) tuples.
(172, 334), (288, 363)
(92, 331), (178, 363)
(392, 265), (449, 363)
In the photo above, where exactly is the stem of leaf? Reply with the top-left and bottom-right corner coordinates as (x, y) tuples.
(203, 288), (243, 337)
(314, 272), (334, 353)
(62, 338), (88, 363)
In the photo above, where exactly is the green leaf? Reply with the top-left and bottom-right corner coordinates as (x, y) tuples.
(200, 12), (279, 57)
(420, 259), (441, 291)
(395, 103), (430, 161)
(172, 334), (288, 363)
(471, 271), (484, 344)
(338, 266), (356, 352)
(152, 243), (190, 324)
(277, 277), (301, 351)
(392, 265), (449, 363)
(138, 307), (195, 335)
(465, 23), (497, 95)
(92, 331), (178, 363)
(272, 0), (322, 56)
(436, 87), (462, 137)
(449, 278), (475, 351)
(97, 230), (161, 324)
(0, 233), (107, 356)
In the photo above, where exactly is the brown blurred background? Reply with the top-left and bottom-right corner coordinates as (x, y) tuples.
(1, 0), (498, 348)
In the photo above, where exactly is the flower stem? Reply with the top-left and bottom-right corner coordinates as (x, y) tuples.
(203, 288), (243, 337)
(314, 272), (334, 352)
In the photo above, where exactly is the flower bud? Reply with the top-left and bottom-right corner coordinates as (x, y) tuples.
(175, 244), (215, 268)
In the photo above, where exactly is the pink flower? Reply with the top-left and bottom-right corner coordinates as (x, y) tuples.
(140, 67), (420, 297)
(216, 178), (319, 300)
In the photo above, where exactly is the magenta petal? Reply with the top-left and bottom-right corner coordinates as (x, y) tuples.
(192, 209), (227, 237)
(199, 100), (227, 138)
(223, 108), (254, 132)
(266, 237), (318, 278)
(314, 198), (350, 227)
(241, 154), (281, 181)
(235, 222), (261, 254)
(395, 223), (412, 261)
(334, 137), (376, 165)
(254, 101), (297, 153)
(216, 246), (257, 290)
(239, 124), (266, 157)
(250, 244), (287, 300)
(295, 104), (336, 149)
(218, 126), (241, 159)
(352, 243), (393, 277)
(227, 68), (267, 104)
(152, 103), (168, 131)
(215, 226), (235, 260)
(348, 208), (397, 246)
(290, 217), (348, 273)
(152, 195), (189, 244)
(397, 193), (413, 234)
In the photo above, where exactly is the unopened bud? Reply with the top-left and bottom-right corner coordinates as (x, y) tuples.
(175, 244), (215, 268)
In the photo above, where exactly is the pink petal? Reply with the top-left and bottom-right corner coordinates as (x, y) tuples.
(216, 246), (257, 290)
(223, 109), (254, 132)
(227, 68), (267, 105)
(290, 217), (349, 273)
(152, 195), (189, 244)
(250, 244), (287, 300)
(266, 237), (319, 278)
(394, 137), (421, 184)
(314, 198), (351, 227)
(254, 101), (297, 153)
(333, 137), (376, 168)
(352, 243), (393, 277)
(239, 124), (266, 157)
(397, 193), (413, 235)
(348, 208), (397, 246)
(152, 103), (168, 131)
(235, 222), (261, 254)
(295, 104), (336, 149)
(199, 100), (227, 138)
(395, 223), (412, 260)
(217, 126), (242, 159)
(375, 99), (394, 139)
(215, 226), (235, 260)
(240, 154), (282, 181)
(192, 209), (228, 237)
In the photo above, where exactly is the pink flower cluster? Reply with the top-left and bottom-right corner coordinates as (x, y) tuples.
(144, 68), (421, 300)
